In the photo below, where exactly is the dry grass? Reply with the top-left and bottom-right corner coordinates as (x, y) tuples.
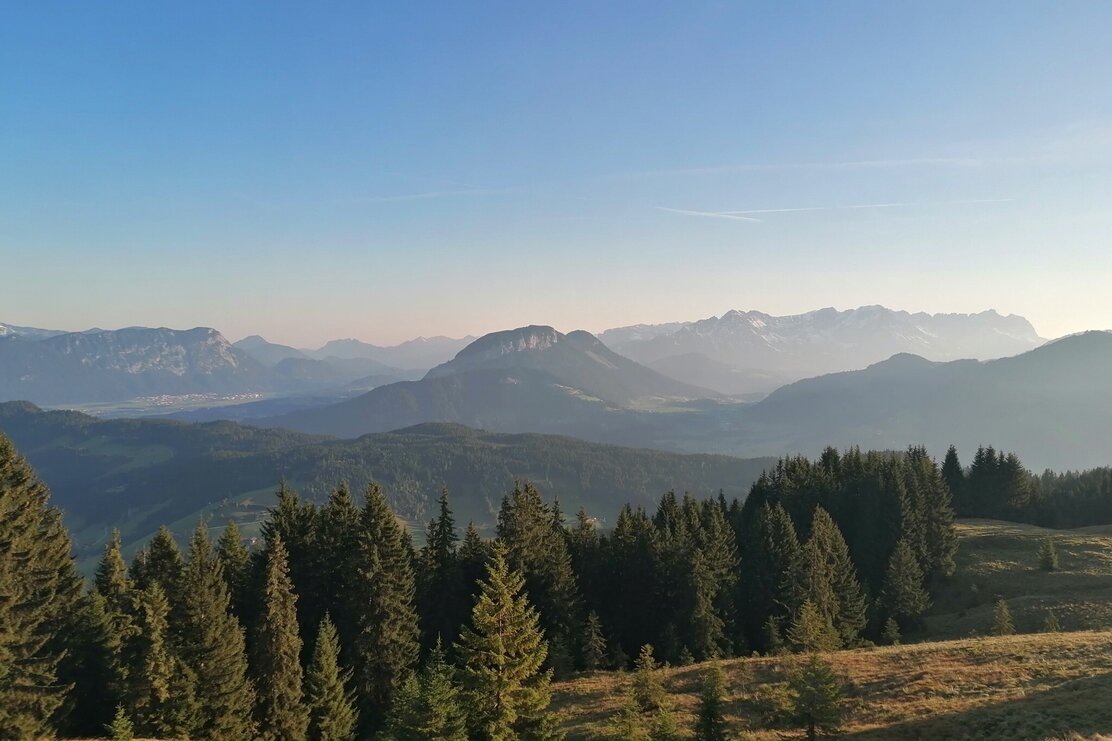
(553, 631), (1112, 740)
(926, 519), (1112, 639)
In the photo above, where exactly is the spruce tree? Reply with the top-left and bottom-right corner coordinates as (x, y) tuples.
(787, 600), (840, 653)
(744, 503), (802, 651)
(95, 529), (132, 613)
(581, 610), (608, 671)
(1038, 537), (1059, 571)
(305, 615), (357, 741)
(609, 694), (650, 741)
(61, 591), (128, 736)
(497, 481), (583, 675)
(387, 642), (468, 740)
(132, 525), (187, 640)
(882, 618), (901, 646)
(992, 599), (1016, 636)
(216, 520), (251, 620)
(693, 663), (729, 741)
(459, 522), (492, 605)
(1043, 610), (1061, 633)
(124, 583), (200, 739)
(106, 705), (134, 741)
(631, 644), (666, 713)
(418, 489), (467, 651)
(650, 704), (683, 741)
(788, 654), (845, 741)
(313, 483), (362, 663)
(254, 534), (309, 741)
(0, 434), (83, 738)
(800, 508), (867, 645)
(880, 538), (930, 628)
(181, 522), (256, 740)
(456, 541), (559, 740)
(351, 483), (420, 732)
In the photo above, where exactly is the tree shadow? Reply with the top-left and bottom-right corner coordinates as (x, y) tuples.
(846, 671), (1112, 740)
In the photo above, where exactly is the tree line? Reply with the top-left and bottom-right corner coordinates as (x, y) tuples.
(0, 430), (974, 740)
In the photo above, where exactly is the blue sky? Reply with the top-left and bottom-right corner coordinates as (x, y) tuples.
(2, 2), (1111, 346)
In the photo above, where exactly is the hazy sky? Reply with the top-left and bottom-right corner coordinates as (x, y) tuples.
(3, 2), (1111, 347)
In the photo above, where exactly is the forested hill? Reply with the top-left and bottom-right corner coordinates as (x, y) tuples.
(0, 401), (772, 565)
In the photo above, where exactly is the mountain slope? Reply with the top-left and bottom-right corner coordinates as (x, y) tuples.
(728, 330), (1112, 469)
(310, 335), (473, 370)
(0, 401), (772, 566)
(0, 326), (272, 404)
(602, 306), (1045, 395)
(269, 326), (718, 438)
(233, 334), (308, 366)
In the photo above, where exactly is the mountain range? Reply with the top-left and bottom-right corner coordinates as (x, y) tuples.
(600, 306), (1045, 395)
(0, 326), (426, 405)
(267, 326), (1112, 472)
(265, 326), (715, 438)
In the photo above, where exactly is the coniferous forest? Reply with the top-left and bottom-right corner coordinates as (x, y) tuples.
(5, 429), (1112, 740)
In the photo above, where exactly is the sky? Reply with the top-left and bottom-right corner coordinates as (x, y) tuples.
(2, 2), (1111, 347)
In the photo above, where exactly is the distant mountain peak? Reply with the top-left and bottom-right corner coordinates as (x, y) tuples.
(455, 325), (561, 361)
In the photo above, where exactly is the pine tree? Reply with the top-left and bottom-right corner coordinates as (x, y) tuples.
(992, 599), (1016, 636)
(351, 483), (420, 733)
(882, 618), (901, 646)
(456, 541), (559, 740)
(650, 704), (683, 741)
(418, 489), (468, 651)
(787, 600), (840, 653)
(0, 433), (83, 738)
(497, 482), (583, 676)
(305, 615), (357, 741)
(788, 654), (845, 741)
(799, 508), (867, 645)
(181, 522), (256, 740)
(609, 694), (650, 741)
(95, 530), (131, 612)
(105, 705), (134, 741)
(631, 644), (666, 713)
(132, 526), (187, 642)
(254, 534), (309, 741)
(942, 445), (965, 505)
(124, 583), (200, 739)
(1043, 610), (1061, 633)
(216, 520), (251, 620)
(693, 663), (729, 741)
(313, 484), (362, 663)
(581, 611), (608, 671)
(387, 642), (468, 740)
(1038, 537), (1059, 571)
(61, 591), (128, 736)
(459, 522), (492, 604)
(880, 538), (930, 628)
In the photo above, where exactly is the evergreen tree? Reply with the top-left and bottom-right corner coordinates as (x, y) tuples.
(259, 483), (320, 653)
(0, 434), (83, 738)
(181, 522), (256, 740)
(254, 534), (309, 741)
(609, 694), (650, 741)
(880, 538), (930, 628)
(216, 520), (251, 620)
(313, 484), (362, 662)
(799, 508), (867, 645)
(631, 644), (666, 713)
(763, 616), (785, 655)
(305, 615), (357, 741)
(942, 445), (965, 504)
(418, 489), (467, 651)
(458, 522), (492, 606)
(788, 654), (845, 741)
(581, 611), (608, 671)
(95, 529), (131, 613)
(61, 591), (128, 736)
(497, 481), (583, 675)
(124, 583), (200, 739)
(882, 618), (901, 646)
(351, 483), (420, 733)
(132, 526), (187, 643)
(1038, 537), (1059, 571)
(787, 600), (841, 653)
(1043, 610), (1061, 633)
(456, 542), (559, 740)
(650, 704), (683, 741)
(387, 642), (468, 740)
(105, 705), (134, 741)
(992, 599), (1015, 636)
(693, 663), (729, 741)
